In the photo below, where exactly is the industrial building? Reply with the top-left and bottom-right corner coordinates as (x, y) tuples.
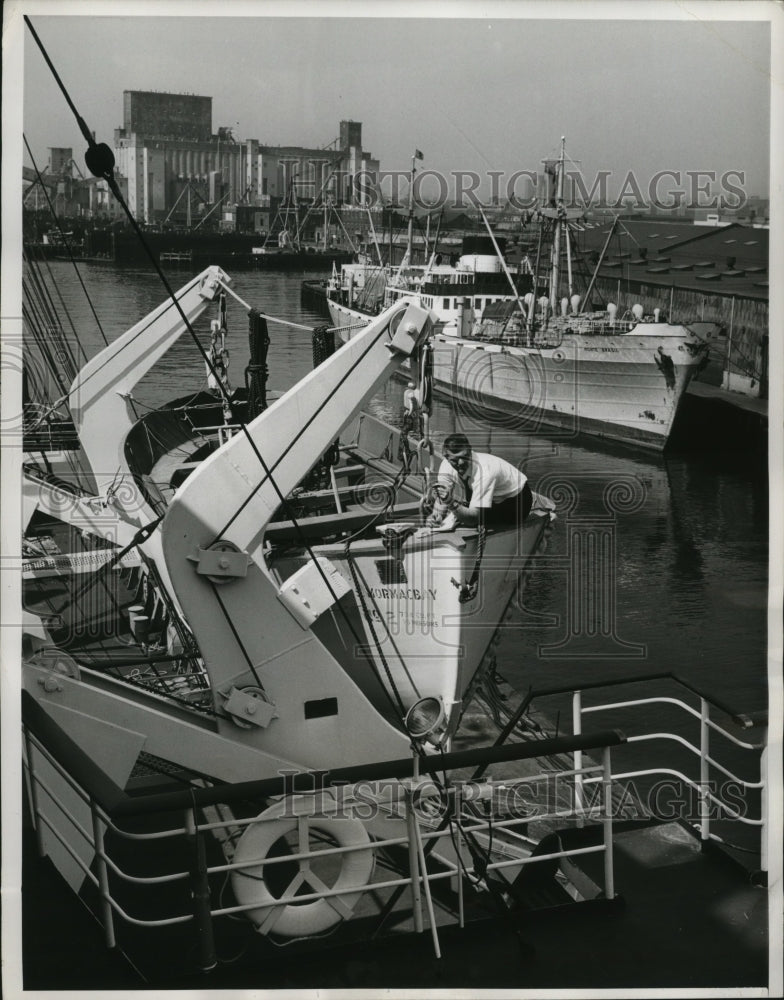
(112, 91), (380, 225)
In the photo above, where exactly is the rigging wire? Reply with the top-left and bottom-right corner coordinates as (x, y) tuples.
(26, 19), (294, 533)
(23, 134), (110, 349)
(210, 314), (401, 542)
(23, 256), (80, 381)
(23, 14), (418, 728)
(34, 273), (206, 403)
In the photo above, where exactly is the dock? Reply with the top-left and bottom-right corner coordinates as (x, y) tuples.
(675, 380), (768, 454)
(686, 379), (768, 417)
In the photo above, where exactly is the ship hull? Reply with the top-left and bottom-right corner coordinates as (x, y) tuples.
(328, 299), (703, 451)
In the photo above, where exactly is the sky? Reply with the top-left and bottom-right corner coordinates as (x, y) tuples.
(13, 0), (774, 207)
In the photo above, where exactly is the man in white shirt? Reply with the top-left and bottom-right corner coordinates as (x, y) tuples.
(433, 433), (532, 528)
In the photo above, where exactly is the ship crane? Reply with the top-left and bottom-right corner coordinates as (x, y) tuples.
(160, 299), (434, 772)
(68, 266), (229, 524)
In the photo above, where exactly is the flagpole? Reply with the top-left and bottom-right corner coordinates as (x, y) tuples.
(407, 152), (416, 263)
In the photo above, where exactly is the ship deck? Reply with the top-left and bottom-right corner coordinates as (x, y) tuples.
(21, 812), (768, 991)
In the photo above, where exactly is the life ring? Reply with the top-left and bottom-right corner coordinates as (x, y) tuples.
(231, 794), (374, 938)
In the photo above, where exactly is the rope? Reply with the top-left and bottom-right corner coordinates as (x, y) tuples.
(65, 514), (164, 611)
(215, 279), (312, 330)
(210, 306), (402, 542)
(209, 585), (266, 691)
(325, 322), (367, 334)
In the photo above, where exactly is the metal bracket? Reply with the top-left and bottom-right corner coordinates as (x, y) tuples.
(188, 541), (251, 584)
(387, 303), (432, 357)
(222, 686), (277, 729)
(198, 270), (226, 301)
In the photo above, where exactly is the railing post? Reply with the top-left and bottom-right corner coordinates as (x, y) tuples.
(185, 806), (217, 972)
(23, 730), (46, 859)
(573, 690), (585, 827)
(699, 698), (710, 845)
(90, 798), (116, 949)
(403, 782), (424, 934)
(602, 746), (615, 900)
(411, 799), (441, 958)
(724, 296), (735, 387)
(454, 785), (465, 929)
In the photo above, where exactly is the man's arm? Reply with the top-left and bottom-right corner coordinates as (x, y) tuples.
(450, 499), (480, 527)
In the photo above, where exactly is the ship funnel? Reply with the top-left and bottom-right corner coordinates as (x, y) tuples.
(570, 294), (581, 315)
(632, 303), (644, 320)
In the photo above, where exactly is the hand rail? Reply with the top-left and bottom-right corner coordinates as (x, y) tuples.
(22, 689), (625, 821)
(551, 680), (768, 878)
(23, 691), (625, 966)
(518, 670), (766, 729)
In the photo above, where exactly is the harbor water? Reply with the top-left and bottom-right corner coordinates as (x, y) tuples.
(40, 261), (769, 823)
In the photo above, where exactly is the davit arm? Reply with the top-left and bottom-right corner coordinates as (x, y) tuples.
(67, 266), (229, 515)
(160, 299), (432, 696)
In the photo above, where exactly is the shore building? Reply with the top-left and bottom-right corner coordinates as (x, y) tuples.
(112, 91), (379, 225)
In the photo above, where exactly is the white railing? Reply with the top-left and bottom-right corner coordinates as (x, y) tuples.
(568, 684), (766, 871)
(22, 713), (622, 971)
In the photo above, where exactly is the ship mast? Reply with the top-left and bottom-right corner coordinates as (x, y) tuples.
(549, 136), (566, 307)
(406, 152), (416, 263)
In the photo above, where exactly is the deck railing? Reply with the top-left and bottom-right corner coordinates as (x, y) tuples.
(519, 672), (767, 879)
(22, 689), (624, 972)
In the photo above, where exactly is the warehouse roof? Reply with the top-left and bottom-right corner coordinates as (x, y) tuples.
(574, 219), (768, 301)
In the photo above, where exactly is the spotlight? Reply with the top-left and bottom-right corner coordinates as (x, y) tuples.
(405, 696), (447, 746)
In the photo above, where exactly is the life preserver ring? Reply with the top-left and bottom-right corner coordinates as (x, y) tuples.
(231, 794), (374, 938)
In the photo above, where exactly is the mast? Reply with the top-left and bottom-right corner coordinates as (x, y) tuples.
(293, 180), (300, 250)
(366, 204), (383, 267)
(406, 153), (416, 263)
(405, 150), (423, 264)
(548, 136), (566, 306)
(528, 219), (545, 335)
